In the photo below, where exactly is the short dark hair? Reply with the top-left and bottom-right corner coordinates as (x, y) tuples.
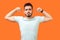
(24, 3), (33, 9)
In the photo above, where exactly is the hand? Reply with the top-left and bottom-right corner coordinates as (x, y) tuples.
(15, 7), (21, 11)
(37, 7), (43, 12)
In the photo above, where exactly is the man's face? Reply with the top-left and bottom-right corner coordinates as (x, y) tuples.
(24, 6), (33, 17)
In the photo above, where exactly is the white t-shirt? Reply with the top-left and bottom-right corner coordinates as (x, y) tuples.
(14, 16), (44, 40)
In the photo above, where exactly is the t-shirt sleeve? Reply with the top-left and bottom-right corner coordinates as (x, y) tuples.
(36, 16), (45, 23)
(14, 16), (22, 22)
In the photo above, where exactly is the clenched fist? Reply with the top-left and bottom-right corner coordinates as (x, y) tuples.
(37, 7), (43, 12)
(15, 7), (21, 11)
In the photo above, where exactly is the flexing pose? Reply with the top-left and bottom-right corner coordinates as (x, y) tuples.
(5, 3), (53, 40)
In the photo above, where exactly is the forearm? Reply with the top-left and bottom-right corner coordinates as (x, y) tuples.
(42, 10), (52, 18)
(5, 7), (20, 18)
(5, 9), (17, 17)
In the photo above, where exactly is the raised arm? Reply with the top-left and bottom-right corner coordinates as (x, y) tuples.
(37, 7), (53, 22)
(5, 7), (21, 21)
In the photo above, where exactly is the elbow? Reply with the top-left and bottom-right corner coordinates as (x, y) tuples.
(5, 16), (8, 19)
(5, 16), (7, 19)
(49, 17), (53, 21)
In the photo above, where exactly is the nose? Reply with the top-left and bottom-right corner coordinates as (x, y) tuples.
(27, 11), (30, 13)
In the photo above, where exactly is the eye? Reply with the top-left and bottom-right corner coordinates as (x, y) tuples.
(25, 9), (28, 11)
(29, 9), (31, 10)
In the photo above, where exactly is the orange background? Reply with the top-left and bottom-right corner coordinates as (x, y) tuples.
(0, 0), (60, 40)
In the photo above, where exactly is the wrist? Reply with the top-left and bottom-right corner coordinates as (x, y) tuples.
(41, 9), (44, 13)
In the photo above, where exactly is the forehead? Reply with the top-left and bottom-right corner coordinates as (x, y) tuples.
(25, 6), (32, 9)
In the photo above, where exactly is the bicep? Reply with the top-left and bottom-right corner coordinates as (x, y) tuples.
(44, 17), (52, 22)
(5, 16), (16, 21)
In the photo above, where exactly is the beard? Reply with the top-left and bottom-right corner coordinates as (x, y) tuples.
(25, 13), (32, 17)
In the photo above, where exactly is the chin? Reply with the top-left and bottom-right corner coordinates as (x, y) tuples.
(25, 14), (32, 17)
(27, 16), (31, 17)
(26, 15), (31, 17)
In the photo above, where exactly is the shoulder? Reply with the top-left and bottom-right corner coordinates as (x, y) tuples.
(35, 16), (45, 22)
(13, 16), (23, 22)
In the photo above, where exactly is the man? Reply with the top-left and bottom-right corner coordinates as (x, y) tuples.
(5, 3), (53, 40)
